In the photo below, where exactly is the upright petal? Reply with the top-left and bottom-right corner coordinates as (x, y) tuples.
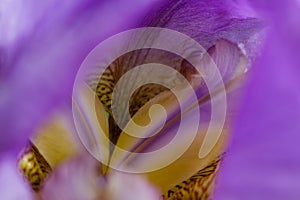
(143, 0), (264, 58)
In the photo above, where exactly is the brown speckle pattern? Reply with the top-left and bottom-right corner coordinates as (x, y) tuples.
(164, 157), (221, 200)
(18, 142), (51, 191)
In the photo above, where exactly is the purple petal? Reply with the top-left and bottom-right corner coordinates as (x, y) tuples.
(42, 154), (160, 200)
(214, 0), (300, 199)
(0, 154), (32, 200)
(42, 154), (102, 200)
(105, 172), (161, 200)
(0, 0), (161, 154)
(143, 0), (264, 57)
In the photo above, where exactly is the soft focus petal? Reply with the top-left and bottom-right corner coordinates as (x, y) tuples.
(42, 154), (160, 200)
(0, 155), (32, 200)
(0, 0), (161, 154)
(42, 155), (102, 200)
(0, 0), (55, 50)
(105, 172), (161, 200)
(214, 0), (300, 199)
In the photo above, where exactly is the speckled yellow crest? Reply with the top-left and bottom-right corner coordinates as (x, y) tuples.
(18, 142), (51, 191)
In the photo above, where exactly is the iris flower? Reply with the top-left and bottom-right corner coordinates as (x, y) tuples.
(0, 0), (299, 200)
